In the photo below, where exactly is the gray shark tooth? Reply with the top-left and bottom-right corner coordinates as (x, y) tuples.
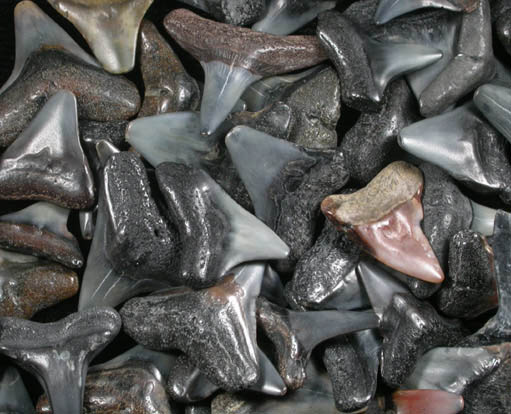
(226, 126), (349, 272)
(121, 263), (264, 391)
(164, 8), (327, 135)
(357, 259), (409, 320)
(398, 104), (511, 203)
(374, 0), (479, 25)
(0, 49), (140, 149)
(179, 0), (265, 25)
(138, 20), (200, 117)
(419, 0), (495, 117)
(47, 0), (153, 74)
(285, 221), (364, 311)
(0, 90), (94, 209)
(474, 83), (511, 144)
(392, 389), (464, 414)
(252, 0), (336, 35)
(0, 249), (79, 319)
(405, 346), (501, 395)
(0, 307), (121, 414)
(0, 366), (34, 414)
(496, 9), (511, 56)
(469, 199), (497, 236)
(323, 329), (381, 413)
(155, 163), (289, 288)
(126, 111), (223, 169)
(0, 0), (98, 95)
(257, 297), (378, 390)
(317, 10), (442, 111)
(0, 202), (83, 268)
(261, 265), (288, 307)
(79, 209), (95, 241)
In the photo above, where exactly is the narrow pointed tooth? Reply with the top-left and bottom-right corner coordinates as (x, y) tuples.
(261, 265), (288, 307)
(393, 389), (464, 414)
(0, 366), (34, 414)
(47, 0), (153, 73)
(79, 209), (95, 241)
(405, 346), (501, 394)
(0, 307), (121, 414)
(474, 83), (511, 144)
(253, 349), (287, 396)
(0, 1), (98, 95)
(156, 163), (289, 288)
(470, 199), (497, 236)
(357, 259), (409, 320)
(0, 90), (94, 209)
(253, 0), (336, 35)
(126, 111), (221, 168)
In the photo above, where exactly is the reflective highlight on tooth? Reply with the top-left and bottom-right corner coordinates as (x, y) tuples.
(392, 389), (464, 414)
(474, 83), (511, 144)
(470, 199), (497, 236)
(0, 366), (34, 414)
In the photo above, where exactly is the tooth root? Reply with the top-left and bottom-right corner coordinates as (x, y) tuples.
(392, 389), (464, 414)
(470, 199), (497, 236)
(47, 0), (153, 73)
(0, 366), (34, 413)
(0, 0), (98, 95)
(474, 83), (511, 144)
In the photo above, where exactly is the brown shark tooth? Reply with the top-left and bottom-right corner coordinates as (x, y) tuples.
(321, 161), (444, 284)
(392, 389), (464, 414)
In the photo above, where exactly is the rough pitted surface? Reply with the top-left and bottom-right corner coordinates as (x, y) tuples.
(120, 278), (259, 391)
(381, 293), (467, 388)
(0, 49), (140, 148)
(436, 230), (496, 319)
(103, 153), (180, 281)
(285, 221), (361, 309)
(79, 120), (128, 150)
(164, 9), (327, 76)
(206, 0), (265, 26)
(340, 80), (418, 185)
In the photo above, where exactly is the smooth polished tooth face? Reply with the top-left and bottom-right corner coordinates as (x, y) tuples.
(393, 389), (464, 414)
(0, 0), (99, 95)
(47, 0), (154, 73)
(253, 349), (287, 396)
(470, 200), (497, 236)
(0, 366), (34, 414)
(0, 91), (94, 209)
(474, 83), (511, 144)
(253, 0), (336, 35)
(79, 210), (95, 241)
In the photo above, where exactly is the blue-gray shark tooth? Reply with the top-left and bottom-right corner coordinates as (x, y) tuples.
(474, 83), (511, 144)
(0, 366), (34, 414)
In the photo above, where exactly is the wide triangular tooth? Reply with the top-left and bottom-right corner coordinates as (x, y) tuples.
(252, 0), (336, 35)
(375, 0), (466, 25)
(470, 199), (497, 236)
(225, 126), (315, 225)
(474, 83), (511, 144)
(0, 90), (95, 209)
(392, 390), (464, 414)
(357, 259), (409, 320)
(0, 0), (98, 95)
(47, 0), (153, 73)
(126, 111), (220, 168)
(252, 349), (287, 396)
(0, 366), (34, 414)
(366, 38), (443, 97)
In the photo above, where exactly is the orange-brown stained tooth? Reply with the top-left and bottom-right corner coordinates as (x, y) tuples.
(393, 389), (464, 414)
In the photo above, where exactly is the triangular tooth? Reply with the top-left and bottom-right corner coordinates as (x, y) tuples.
(156, 163), (289, 288)
(470, 199), (497, 236)
(0, 366), (34, 414)
(47, 0), (153, 73)
(0, 90), (95, 209)
(392, 389), (464, 414)
(252, 349), (287, 396)
(374, 0), (470, 25)
(474, 83), (511, 144)
(357, 259), (409, 320)
(252, 0), (336, 35)
(0, 0), (98, 95)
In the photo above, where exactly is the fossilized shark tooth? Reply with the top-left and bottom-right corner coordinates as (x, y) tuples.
(253, 0), (336, 35)
(374, 0), (478, 25)
(0, 49), (140, 149)
(261, 265), (287, 307)
(0, 365), (34, 414)
(164, 8), (327, 135)
(47, 0), (153, 73)
(0, 249), (79, 319)
(138, 20), (200, 117)
(322, 161), (444, 284)
(256, 297), (379, 390)
(179, 0), (266, 25)
(474, 83), (511, 144)
(0, 90), (94, 209)
(155, 162), (289, 288)
(0, 307), (121, 414)
(317, 10), (442, 111)
(380, 292), (467, 387)
(226, 126), (349, 272)
(398, 104), (511, 204)
(496, 9), (511, 56)
(79, 209), (95, 241)
(0, 0), (98, 95)
(121, 263), (264, 391)
(469, 199), (497, 236)
(0, 202), (83, 269)
(392, 389), (464, 414)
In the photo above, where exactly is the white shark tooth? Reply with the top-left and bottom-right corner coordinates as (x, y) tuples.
(474, 83), (511, 144)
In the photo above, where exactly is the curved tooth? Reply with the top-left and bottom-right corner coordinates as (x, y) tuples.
(0, 0), (98, 95)
(474, 83), (511, 144)
(0, 366), (34, 414)
(470, 199), (497, 237)
(253, 0), (336, 36)
(0, 90), (95, 209)
(47, 0), (154, 74)
(392, 389), (464, 414)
